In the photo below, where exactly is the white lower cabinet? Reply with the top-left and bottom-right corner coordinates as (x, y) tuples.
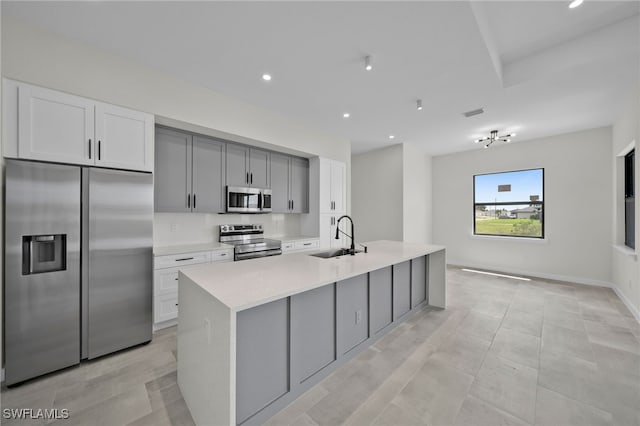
(281, 238), (320, 254)
(153, 248), (232, 329)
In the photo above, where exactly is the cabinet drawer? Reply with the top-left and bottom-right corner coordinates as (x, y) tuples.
(211, 249), (233, 262)
(281, 242), (296, 252)
(294, 239), (319, 250)
(154, 251), (211, 269)
(154, 292), (178, 323)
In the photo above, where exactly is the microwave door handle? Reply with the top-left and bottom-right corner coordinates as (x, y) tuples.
(259, 192), (264, 210)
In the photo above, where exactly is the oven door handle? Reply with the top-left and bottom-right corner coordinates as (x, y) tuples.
(235, 249), (282, 261)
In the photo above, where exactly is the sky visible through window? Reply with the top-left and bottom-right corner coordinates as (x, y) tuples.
(475, 169), (543, 203)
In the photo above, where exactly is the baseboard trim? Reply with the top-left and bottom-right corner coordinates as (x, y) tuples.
(447, 260), (612, 288)
(611, 286), (640, 323)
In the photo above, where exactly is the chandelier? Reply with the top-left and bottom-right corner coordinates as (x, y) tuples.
(475, 130), (516, 148)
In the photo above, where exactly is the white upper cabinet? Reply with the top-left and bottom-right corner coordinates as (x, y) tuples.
(18, 83), (95, 165)
(94, 102), (154, 171)
(5, 79), (154, 172)
(319, 158), (346, 214)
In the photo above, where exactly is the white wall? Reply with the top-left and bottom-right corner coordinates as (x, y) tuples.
(403, 143), (431, 244)
(433, 127), (612, 286)
(351, 144), (403, 242)
(612, 82), (639, 318)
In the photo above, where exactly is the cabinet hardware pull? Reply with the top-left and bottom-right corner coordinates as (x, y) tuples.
(246, 172), (249, 184)
(250, 173), (253, 184)
(187, 194), (191, 208)
(193, 194), (196, 209)
(220, 253), (227, 256)
(175, 257), (194, 262)
(98, 140), (101, 160)
(175, 303), (179, 307)
(88, 139), (92, 159)
(292, 200), (294, 210)
(303, 243), (311, 246)
(174, 278), (178, 281)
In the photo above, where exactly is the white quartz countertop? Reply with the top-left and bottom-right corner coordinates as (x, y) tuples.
(153, 242), (233, 257)
(181, 240), (445, 312)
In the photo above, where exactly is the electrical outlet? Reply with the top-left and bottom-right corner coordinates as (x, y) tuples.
(355, 310), (362, 324)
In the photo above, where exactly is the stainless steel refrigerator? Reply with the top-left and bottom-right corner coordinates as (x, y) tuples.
(4, 159), (153, 385)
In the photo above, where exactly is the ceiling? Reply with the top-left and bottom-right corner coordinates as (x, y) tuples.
(3, 1), (639, 156)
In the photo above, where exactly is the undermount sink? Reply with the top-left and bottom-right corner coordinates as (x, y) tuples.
(310, 248), (363, 258)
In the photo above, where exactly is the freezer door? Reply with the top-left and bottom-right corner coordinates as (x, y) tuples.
(4, 160), (81, 385)
(87, 168), (153, 359)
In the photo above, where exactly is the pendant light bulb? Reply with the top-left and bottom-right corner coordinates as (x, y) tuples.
(569, 0), (583, 9)
(417, 99), (423, 111)
(365, 55), (372, 71)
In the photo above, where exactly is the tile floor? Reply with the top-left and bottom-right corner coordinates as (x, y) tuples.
(2, 266), (639, 426)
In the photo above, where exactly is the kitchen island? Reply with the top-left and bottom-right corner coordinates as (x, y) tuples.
(177, 240), (446, 426)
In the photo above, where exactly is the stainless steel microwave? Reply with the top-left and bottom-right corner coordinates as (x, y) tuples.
(226, 186), (272, 213)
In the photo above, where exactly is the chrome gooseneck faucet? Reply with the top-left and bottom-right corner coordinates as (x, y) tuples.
(335, 215), (356, 255)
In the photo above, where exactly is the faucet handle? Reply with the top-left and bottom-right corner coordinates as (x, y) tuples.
(358, 243), (368, 253)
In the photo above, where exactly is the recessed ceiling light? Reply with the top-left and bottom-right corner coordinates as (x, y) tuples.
(568, 0), (583, 8)
(365, 56), (372, 71)
(343, 113), (350, 119)
(262, 74), (272, 81)
(389, 135), (395, 139)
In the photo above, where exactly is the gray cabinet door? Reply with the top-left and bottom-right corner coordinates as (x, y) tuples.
(393, 261), (411, 320)
(337, 274), (369, 355)
(411, 256), (427, 308)
(192, 136), (225, 213)
(249, 148), (270, 188)
(270, 152), (290, 213)
(290, 157), (309, 213)
(291, 284), (336, 384)
(370, 267), (393, 335)
(236, 298), (289, 425)
(226, 144), (249, 187)
(154, 128), (191, 212)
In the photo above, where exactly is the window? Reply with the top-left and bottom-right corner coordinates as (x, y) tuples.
(474, 169), (544, 238)
(625, 150), (635, 249)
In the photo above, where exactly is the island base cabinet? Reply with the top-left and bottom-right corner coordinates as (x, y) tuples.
(411, 256), (428, 308)
(291, 284), (336, 384)
(369, 267), (393, 336)
(393, 261), (411, 320)
(337, 274), (369, 355)
(236, 298), (289, 425)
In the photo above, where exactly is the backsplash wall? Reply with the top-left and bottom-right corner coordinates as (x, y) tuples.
(153, 213), (303, 247)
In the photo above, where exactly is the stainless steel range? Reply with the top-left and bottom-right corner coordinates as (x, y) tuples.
(219, 224), (282, 261)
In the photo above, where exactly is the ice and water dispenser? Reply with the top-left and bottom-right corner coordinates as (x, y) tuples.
(22, 234), (67, 275)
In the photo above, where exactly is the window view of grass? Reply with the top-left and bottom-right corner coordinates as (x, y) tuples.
(475, 217), (543, 237)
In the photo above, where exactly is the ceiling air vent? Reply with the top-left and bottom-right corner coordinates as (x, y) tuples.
(462, 108), (484, 118)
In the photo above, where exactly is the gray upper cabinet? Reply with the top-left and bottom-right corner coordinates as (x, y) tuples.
(270, 153), (290, 213)
(270, 153), (309, 213)
(290, 157), (309, 213)
(192, 136), (225, 213)
(226, 144), (270, 188)
(154, 127), (225, 213)
(154, 128), (192, 212)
